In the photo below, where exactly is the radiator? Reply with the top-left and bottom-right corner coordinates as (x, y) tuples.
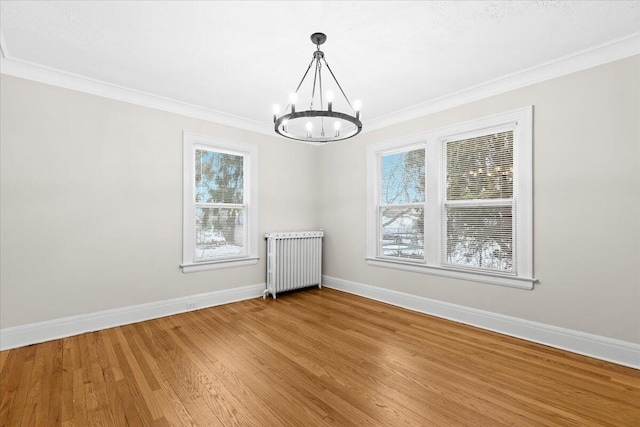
(264, 231), (324, 299)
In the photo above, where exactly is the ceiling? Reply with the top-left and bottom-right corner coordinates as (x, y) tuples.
(1, 1), (639, 135)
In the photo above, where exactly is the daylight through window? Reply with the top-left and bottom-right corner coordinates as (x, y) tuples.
(444, 131), (515, 273)
(379, 148), (425, 261)
(367, 107), (534, 289)
(195, 149), (246, 261)
(182, 133), (258, 272)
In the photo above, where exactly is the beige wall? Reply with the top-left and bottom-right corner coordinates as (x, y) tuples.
(2, 56), (639, 345)
(319, 55), (640, 344)
(0, 74), (321, 328)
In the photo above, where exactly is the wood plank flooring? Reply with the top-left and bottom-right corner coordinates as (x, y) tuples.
(1, 288), (639, 426)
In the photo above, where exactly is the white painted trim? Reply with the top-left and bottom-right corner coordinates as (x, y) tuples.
(0, 55), (273, 137)
(365, 32), (640, 132)
(1, 31), (638, 137)
(0, 30), (9, 58)
(322, 275), (640, 369)
(365, 259), (534, 290)
(367, 107), (534, 289)
(0, 283), (265, 351)
(182, 132), (259, 272)
(180, 257), (259, 273)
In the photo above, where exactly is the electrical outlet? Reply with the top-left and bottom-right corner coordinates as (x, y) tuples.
(186, 302), (196, 310)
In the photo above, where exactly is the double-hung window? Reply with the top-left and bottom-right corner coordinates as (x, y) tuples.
(378, 147), (426, 261)
(367, 107), (534, 288)
(182, 132), (258, 272)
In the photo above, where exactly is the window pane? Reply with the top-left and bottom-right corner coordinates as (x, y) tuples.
(447, 131), (513, 200)
(195, 207), (245, 260)
(445, 205), (513, 272)
(380, 207), (424, 260)
(381, 149), (425, 204)
(195, 149), (244, 204)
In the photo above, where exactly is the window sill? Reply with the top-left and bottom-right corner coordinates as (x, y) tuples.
(181, 256), (259, 273)
(365, 257), (536, 289)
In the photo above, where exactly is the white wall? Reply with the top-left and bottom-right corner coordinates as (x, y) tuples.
(319, 55), (640, 344)
(2, 55), (638, 348)
(0, 74), (320, 328)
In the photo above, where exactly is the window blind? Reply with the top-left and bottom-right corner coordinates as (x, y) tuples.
(443, 131), (515, 273)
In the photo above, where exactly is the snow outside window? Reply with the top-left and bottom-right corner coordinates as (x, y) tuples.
(182, 133), (258, 273)
(443, 130), (515, 273)
(366, 107), (534, 289)
(378, 148), (425, 261)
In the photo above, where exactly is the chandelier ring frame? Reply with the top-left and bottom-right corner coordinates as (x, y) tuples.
(274, 110), (362, 143)
(273, 32), (362, 143)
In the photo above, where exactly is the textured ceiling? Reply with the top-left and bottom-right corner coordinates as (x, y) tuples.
(1, 1), (639, 132)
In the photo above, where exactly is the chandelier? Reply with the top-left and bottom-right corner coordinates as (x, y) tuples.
(272, 33), (362, 143)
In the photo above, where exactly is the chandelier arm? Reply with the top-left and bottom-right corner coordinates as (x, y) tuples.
(318, 60), (325, 135)
(322, 58), (354, 110)
(287, 56), (316, 111)
(310, 58), (320, 110)
(318, 58), (324, 110)
(273, 33), (362, 143)
(295, 56), (316, 93)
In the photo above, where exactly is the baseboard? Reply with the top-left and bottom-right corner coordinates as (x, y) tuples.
(0, 283), (265, 351)
(4, 278), (638, 370)
(323, 275), (640, 370)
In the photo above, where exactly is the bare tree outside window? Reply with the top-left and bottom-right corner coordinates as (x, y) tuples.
(380, 148), (425, 260)
(194, 149), (245, 260)
(445, 131), (515, 272)
(368, 107), (532, 287)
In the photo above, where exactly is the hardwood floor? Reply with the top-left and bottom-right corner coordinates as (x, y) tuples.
(1, 288), (639, 426)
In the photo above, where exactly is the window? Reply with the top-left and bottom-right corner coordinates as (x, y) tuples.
(379, 147), (425, 261)
(443, 130), (515, 273)
(367, 107), (534, 288)
(182, 132), (258, 272)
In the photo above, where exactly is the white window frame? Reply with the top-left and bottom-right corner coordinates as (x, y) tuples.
(366, 106), (535, 289)
(181, 132), (259, 273)
(376, 143), (426, 263)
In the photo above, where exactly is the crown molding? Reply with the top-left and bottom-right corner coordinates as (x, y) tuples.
(364, 31), (640, 132)
(0, 53), (273, 137)
(1, 31), (638, 137)
(0, 30), (9, 58)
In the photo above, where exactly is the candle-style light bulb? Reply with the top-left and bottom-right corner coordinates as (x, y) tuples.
(289, 93), (298, 113)
(334, 121), (341, 137)
(272, 104), (281, 122)
(353, 99), (362, 120)
(326, 90), (334, 111)
(306, 121), (313, 138)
